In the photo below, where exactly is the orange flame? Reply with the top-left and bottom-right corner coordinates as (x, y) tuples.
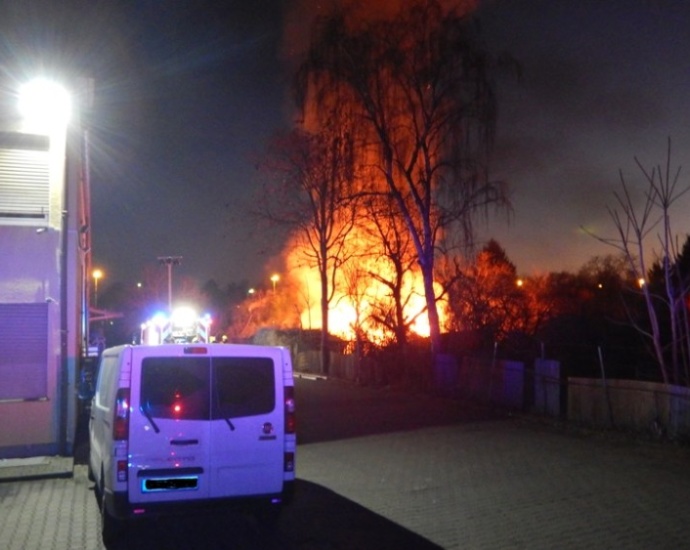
(283, 227), (447, 343)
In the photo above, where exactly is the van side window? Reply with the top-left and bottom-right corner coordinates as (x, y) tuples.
(212, 357), (275, 419)
(141, 357), (210, 420)
(95, 355), (119, 410)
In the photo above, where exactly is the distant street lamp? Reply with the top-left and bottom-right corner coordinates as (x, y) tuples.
(158, 256), (182, 313)
(270, 274), (280, 294)
(92, 269), (103, 308)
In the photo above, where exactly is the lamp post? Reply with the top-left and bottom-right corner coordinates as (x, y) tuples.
(270, 274), (280, 294)
(158, 256), (182, 313)
(92, 269), (103, 308)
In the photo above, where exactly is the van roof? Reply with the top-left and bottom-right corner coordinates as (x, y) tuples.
(101, 343), (289, 356)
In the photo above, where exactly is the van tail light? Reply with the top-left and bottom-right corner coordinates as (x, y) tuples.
(284, 452), (295, 473)
(113, 388), (130, 441)
(284, 386), (295, 434)
(117, 459), (128, 482)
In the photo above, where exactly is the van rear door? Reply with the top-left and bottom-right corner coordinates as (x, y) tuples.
(128, 348), (212, 504)
(208, 349), (284, 498)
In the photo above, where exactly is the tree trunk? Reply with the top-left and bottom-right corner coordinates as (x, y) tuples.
(420, 256), (442, 359)
(320, 261), (330, 376)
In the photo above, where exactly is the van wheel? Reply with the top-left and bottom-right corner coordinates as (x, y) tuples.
(100, 485), (126, 546)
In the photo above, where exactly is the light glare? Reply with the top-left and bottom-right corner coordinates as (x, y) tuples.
(18, 78), (71, 131)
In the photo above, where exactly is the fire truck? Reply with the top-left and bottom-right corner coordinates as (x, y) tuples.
(140, 307), (213, 345)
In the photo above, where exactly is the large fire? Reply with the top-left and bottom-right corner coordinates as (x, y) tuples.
(273, 0), (477, 344)
(283, 227), (447, 343)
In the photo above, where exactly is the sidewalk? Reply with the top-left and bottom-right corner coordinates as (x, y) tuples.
(0, 456), (74, 483)
(0, 464), (103, 550)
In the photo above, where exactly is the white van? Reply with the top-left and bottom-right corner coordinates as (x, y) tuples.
(89, 343), (296, 544)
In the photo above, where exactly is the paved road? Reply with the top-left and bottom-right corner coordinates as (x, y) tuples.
(1, 376), (690, 549)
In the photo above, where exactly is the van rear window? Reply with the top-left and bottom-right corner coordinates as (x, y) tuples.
(141, 357), (210, 420)
(212, 357), (275, 418)
(140, 356), (275, 420)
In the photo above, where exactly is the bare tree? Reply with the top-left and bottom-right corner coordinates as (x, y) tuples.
(338, 260), (371, 376)
(296, 0), (511, 367)
(259, 122), (358, 375)
(363, 194), (420, 351)
(586, 139), (690, 385)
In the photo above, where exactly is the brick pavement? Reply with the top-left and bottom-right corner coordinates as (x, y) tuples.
(0, 465), (104, 550)
(2, 418), (690, 549)
(297, 420), (690, 550)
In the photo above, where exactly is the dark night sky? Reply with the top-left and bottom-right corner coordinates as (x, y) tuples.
(478, 0), (690, 274)
(4, 0), (690, 288)
(84, 1), (292, 288)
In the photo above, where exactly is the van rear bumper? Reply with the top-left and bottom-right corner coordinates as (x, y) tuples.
(106, 481), (295, 520)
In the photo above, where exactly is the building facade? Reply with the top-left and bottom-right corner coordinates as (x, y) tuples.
(0, 79), (90, 458)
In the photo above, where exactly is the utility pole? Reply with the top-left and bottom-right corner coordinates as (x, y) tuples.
(157, 256), (182, 313)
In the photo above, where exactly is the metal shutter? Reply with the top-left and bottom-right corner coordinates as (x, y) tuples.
(0, 303), (49, 400)
(0, 132), (51, 226)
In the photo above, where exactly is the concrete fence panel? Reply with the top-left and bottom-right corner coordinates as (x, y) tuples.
(491, 360), (524, 409)
(433, 354), (458, 395)
(456, 357), (524, 409)
(457, 356), (490, 400)
(568, 378), (690, 438)
(295, 350), (321, 374)
(534, 359), (560, 417)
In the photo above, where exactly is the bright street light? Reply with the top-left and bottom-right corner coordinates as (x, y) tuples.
(270, 274), (280, 293)
(18, 78), (72, 133)
(92, 269), (103, 308)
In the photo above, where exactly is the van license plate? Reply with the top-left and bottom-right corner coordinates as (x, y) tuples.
(142, 476), (198, 492)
